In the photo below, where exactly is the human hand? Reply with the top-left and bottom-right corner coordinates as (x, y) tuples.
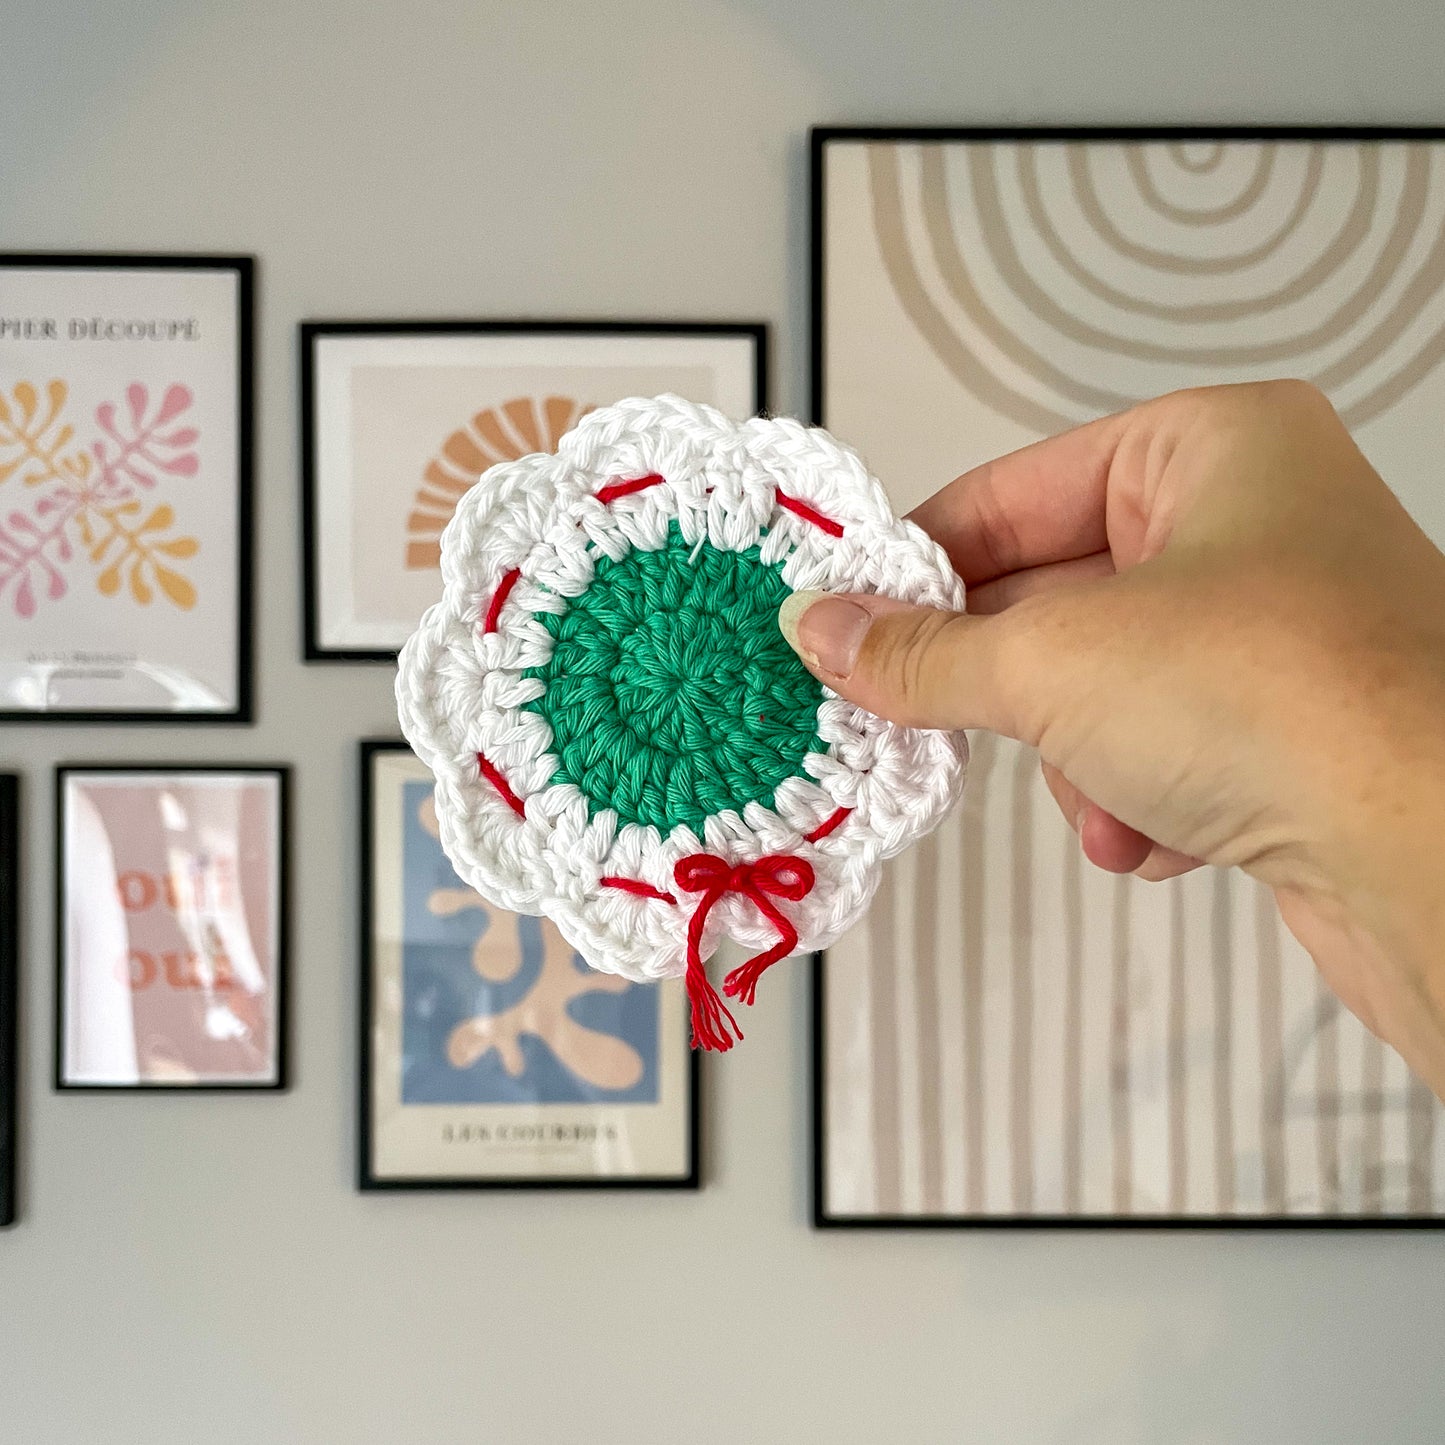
(779, 381), (1445, 1098)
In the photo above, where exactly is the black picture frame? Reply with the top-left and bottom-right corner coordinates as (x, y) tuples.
(0, 774), (18, 1227)
(301, 319), (768, 663)
(54, 763), (290, 1093)
(810, 124), (1445, 1229)
(0, 253), (255, 724)
(357, 739), (701, 1191)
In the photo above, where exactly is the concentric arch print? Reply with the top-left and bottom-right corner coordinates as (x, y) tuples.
(867, 136), (1445, 434)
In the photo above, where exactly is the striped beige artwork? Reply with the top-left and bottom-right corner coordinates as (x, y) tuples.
(819, 135), (1445, 1219)
(822, 742), (1445, 1218)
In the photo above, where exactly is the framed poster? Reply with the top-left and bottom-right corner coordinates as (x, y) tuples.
(0, 774), (17, 1226)
(0, 255), (253, 722)
(359, 741), (698, 1189)
(56, 765), (288, 1091)
(302, 320), (766, 661)
(813, 126), (1445, 1226)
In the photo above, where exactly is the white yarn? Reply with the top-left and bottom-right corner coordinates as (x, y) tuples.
(396, 395), (967, 986)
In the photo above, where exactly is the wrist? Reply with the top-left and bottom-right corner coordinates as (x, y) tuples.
(1316, 676), (1445, 1077)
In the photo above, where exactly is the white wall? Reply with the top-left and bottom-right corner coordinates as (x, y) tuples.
(3, 1), (1445, 1440)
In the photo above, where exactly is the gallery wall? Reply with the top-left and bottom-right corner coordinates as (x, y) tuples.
(4, 0), (1445, 1440)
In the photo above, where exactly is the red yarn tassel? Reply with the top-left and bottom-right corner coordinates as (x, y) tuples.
(721, 926), (797, 1007)
(686, 956), (742, 1052)
(721, 956), (772, 1009)
(672, 853), (814, 1045)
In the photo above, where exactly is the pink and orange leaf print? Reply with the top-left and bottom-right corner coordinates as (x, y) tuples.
(0, 379), (201, 618)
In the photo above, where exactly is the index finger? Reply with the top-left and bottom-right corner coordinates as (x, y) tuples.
(908, 408), (1130, 586)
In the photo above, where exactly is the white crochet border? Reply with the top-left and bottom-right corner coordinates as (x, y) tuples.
(396, 395), (967, 984)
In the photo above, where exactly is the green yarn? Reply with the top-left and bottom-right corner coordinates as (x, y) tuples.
(525, 523), (825, 834)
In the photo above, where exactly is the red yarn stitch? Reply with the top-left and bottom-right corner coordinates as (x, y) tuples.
(476, 753), (526, 818)
(600, 876), (677, 905)
(775, 487), (844, 537)
(482, 567), (521, 634)
(596, 472), (665, 505)
(804, 805), (852, 842)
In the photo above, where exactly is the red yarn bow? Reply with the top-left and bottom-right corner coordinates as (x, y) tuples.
(673, 852), (815, 1052)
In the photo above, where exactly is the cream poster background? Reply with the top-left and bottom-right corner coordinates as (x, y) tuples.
(0, 265), (243, 714)
(61, 771), (282, 1087)
(310, 330), (760, 653)
(820, 134), (1445, 1219)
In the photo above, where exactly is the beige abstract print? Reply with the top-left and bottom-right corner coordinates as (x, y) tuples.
(821, 136), (1445, 1219)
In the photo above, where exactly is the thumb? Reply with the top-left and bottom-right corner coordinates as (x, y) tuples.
(778, 589), (1033, 737)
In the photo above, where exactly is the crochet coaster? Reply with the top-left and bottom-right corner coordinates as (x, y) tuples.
(396, 395), (967, 1051)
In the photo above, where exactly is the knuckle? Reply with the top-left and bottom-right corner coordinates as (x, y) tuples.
(1155, 377), (1335, 427)
(1252, 377), (1332, 412)
(966, 467), (1027, 576)
(890, 610), (953, 712)
(860, 608), (969, 729)
(989, 593), (1076, 744)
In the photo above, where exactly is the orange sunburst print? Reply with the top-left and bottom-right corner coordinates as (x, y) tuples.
(405, 395), (590, 570)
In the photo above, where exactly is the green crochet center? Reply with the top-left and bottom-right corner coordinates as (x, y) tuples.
(524, 522), (825, 835)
